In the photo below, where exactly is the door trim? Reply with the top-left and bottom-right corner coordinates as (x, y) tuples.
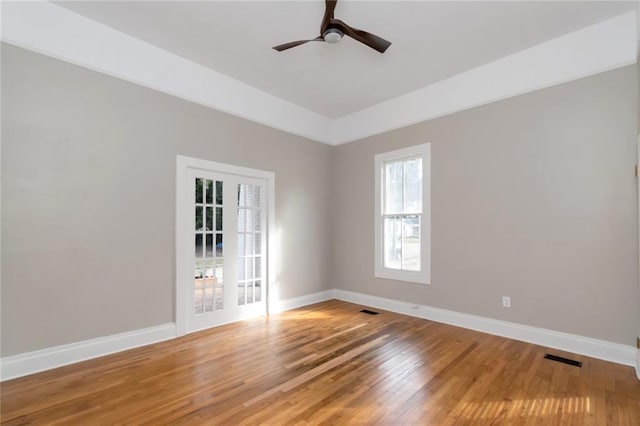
(636, 133), (640, 380)
(175, 155), (275, 337)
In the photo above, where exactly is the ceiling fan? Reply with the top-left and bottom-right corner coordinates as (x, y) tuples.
(272, 0), (392, 54)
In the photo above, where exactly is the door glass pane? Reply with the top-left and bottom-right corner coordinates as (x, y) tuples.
(206, 234), (214, 258)
(216, 234), (223, 257)
(254, 210), (261, 232)
(246, 233), (255, 256)
(215, 285), (223, 310)
(248, 185), (261, 208)
(195, 178), (203, 204)
(194, 289), (203, 314)
(255, 256), (262, 279)
(206, 207), (213, 231)
(238, 258), (245, 281)
(255, 280), (262, 302)
(237, 208), (246, 231)
(195, 207), (203, 231)
(254, 233), (261, 255)
(194, 260), (204, 280)
(246, 282), (254, 304)
(205, 287), (214, 312)
(384, 216), (402, 269)
(403, 158), (422, 214)
(237, 234), (245, 257)
(216, 207), (223, 231)
(195, 234), (203, 258)
(216, 181), (223, 205)
(204, 259), (213, 279)
(206, 180), (214, 204)
(246, 208), (254, 230)
(245, 258), (254, 281)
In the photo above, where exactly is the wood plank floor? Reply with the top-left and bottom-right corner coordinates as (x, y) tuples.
(2, 300), (639, 425)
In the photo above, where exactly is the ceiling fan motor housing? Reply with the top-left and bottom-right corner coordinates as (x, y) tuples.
(323, 28), (343, 44)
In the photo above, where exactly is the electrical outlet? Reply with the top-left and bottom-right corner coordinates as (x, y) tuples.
(502, 296), (511, 308)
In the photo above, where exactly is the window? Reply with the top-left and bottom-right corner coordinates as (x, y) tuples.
(374, 143), (431, 284)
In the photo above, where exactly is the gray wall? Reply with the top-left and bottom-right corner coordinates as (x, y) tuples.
(2, 44), (638, 357)
(1, 45), (333, 356)
(332, 65), (639, 345)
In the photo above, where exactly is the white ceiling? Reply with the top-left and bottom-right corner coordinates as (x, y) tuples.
(54, 1), (637, 119)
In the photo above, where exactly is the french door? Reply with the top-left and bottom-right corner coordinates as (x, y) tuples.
(183, 167), (267, 333)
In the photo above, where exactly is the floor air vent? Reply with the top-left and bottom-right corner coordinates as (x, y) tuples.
(360, 309), (379, 315)
(544, 354), (582, 367)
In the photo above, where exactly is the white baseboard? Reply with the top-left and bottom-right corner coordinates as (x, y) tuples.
(0, 323), (177, 381)
(1, 289), (635, 382)
(0, 291), (334, 382)
(333, 289), (637, 368)
(270, 289), (334, 314)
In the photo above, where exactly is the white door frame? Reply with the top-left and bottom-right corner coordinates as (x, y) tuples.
(636, 134), (640, 380)
(175, 155), (275, 337)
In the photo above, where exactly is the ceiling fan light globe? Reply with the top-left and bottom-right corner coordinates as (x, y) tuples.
(323, 28), (343, 44)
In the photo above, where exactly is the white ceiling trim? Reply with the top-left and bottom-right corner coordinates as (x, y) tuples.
(0, 1), (333, 143)
(332, 11), (638, 145)
(1, 2), (637, 146)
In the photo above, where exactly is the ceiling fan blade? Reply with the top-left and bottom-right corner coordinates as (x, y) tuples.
(320, 0), (338, 34)
(331, 19), (391, 53)
(273, 36), (324, 52)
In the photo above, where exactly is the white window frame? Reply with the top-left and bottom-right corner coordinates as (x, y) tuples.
(374, 143), (431, 285)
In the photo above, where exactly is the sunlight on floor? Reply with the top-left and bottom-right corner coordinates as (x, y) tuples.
(458, 396), (592, 420)
(286, 310), (334, 320)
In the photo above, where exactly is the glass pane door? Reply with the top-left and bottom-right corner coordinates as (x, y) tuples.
(237, 183), (264, 307)
(193, 177), (224, 315)
(185, 169), (267, 333)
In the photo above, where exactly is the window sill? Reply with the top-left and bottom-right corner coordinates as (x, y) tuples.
(374, 269), (431, 285)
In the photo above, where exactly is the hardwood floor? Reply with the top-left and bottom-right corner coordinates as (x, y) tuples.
(2, 300), (639, 425)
